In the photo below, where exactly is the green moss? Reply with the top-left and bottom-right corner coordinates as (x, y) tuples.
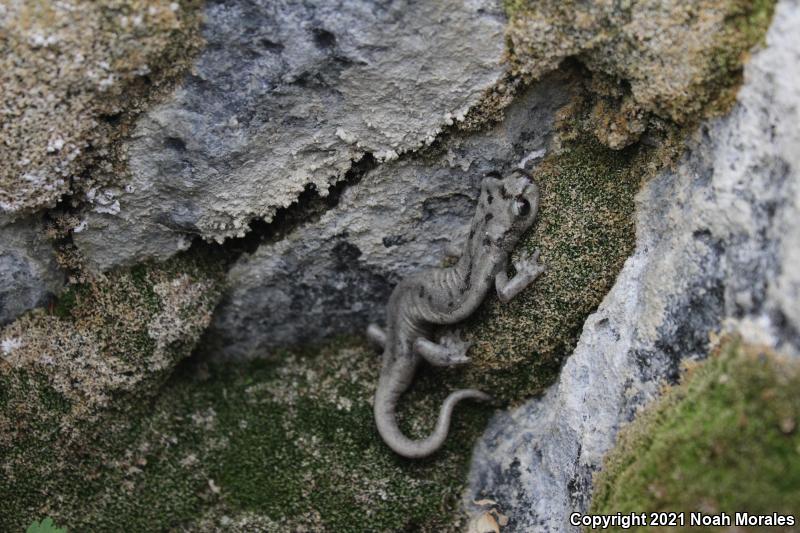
(502, 0), (528, 17)
(0, 370), (79, 529)
(699, 0), (777, 118)
(200, 341), (486, 532)
(34, 377), (70, 416)
(1, 339), (487, 532)
(52, 289), (77, 319)
(590, 337), (800, 532)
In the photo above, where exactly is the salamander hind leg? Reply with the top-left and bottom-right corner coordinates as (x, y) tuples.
(367, 323), (387, 348)
(413, 331), (472, 367)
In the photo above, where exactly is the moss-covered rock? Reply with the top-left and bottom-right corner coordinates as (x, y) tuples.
(503, 0), (776, 126)
(0, 255), (222, 531)
(0, 76), (664, 530)
(590, 337), (800, 531)
(0, 0), (203, 215)
(2, 337), (491, 531)
(0, 1), (781, 530)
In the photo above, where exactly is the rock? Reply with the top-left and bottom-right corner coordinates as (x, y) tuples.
(74, 0), (507, 270)
(206, 72), (574, 358)
(0, 216), (64, 325)
(465, 2), (800, 530)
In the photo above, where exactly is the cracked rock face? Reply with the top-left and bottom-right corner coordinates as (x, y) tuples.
(465, 2), (800, 530)
(0, 216), (64, 326)
(73, 0), (507, 271)
(205, 73), (575, 359)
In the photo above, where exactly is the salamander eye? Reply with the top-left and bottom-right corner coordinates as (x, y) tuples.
(513, 198), (530, 217)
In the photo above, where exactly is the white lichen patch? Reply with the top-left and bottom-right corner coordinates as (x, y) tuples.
(261, 347), (379, 411)
(86, 187), (122, 215)
(191, 510), (286, 532)
(1, 337), (22, 356)
(190, 408), (217, 431)
(148, 274), (216, 370)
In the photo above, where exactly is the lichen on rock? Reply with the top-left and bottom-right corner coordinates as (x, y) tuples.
(503, 0), (777, 126)
(0, 0), (203, 216)
(71, 0), (509, 270)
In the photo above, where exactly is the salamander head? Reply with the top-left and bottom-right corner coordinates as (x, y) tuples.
(476, 169), (540, 251)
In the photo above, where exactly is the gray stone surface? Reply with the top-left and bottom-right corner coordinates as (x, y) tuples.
(464, 2), (800, 530)
(74, 0), (507, 270)
(0, 216), (65, 325)
(206, 73), (576, 359)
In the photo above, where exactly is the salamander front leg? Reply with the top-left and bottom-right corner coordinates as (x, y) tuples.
(413, 332), (472, 367)
(495, 249), (545, 304)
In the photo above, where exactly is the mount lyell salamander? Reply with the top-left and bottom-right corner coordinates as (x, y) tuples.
(368, 169), (545, 458)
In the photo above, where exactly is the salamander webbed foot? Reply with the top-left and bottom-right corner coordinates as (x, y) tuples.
(495, 248), (545, 304)
(413, 331), (472, 367)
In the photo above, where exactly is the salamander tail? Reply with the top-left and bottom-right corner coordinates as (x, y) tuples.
(375, 388), (491, 459)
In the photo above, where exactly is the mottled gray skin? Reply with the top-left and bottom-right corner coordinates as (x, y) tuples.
(369, 171), (545, 458)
